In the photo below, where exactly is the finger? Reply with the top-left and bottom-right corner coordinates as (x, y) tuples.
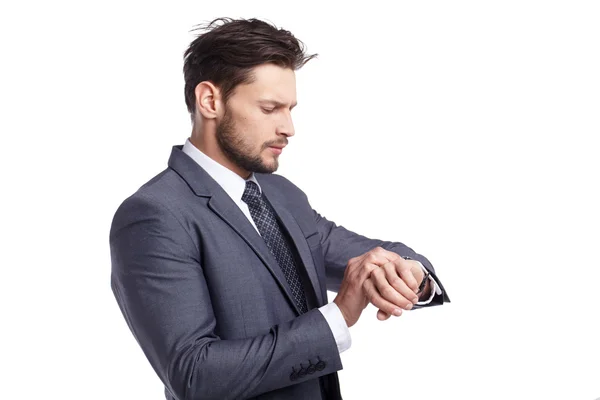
(356, 252), (393, 282)
(362, 278), (404, 317)
(396, 259), (419, 293)
(377, 309), (391, 321)
(369, 267), (414, 311)
(380, 262), (419, 307)
(356, 262), (380, 284)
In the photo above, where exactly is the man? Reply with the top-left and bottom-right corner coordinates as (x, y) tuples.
(110, 17), (450, 400)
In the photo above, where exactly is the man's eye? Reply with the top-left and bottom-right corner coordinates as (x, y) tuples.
(262, 108), (275, 114)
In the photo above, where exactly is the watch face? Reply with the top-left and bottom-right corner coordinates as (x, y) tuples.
(418, 272), (430, 293)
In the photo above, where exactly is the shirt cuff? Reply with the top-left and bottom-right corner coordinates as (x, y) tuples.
(414, 261), (442, 305)
(318, 302), (352, 353)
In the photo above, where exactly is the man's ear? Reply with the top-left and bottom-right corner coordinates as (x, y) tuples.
(194, 81), (222, 120)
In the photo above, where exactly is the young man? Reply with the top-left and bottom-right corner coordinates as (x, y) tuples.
(110, 17), (450, 400)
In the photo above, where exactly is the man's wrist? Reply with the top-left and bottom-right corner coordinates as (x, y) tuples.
(333, 297), (351, 328)
(417, 276), (432, 300)
(416, 267), (430, 295)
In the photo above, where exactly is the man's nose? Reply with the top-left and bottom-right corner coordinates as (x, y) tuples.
(277, 112), (295, 137)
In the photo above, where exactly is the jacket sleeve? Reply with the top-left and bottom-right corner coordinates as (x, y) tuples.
(109, 193), (343, 400)
(312, 208), (451, 307)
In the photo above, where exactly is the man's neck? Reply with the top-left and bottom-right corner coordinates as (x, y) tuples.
(189, 134), (251, 180)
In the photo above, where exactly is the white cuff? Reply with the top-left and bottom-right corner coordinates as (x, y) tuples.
(414, 261), (441, 305)
(318, 302), (352, 353)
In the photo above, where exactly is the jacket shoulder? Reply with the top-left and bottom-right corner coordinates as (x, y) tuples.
(109, 168), (188, 233)
(257, 173), (307, 198)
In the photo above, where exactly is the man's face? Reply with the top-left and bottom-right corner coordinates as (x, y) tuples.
(215, 63), (297, 174)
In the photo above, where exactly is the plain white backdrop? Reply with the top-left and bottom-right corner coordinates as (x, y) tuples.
(1, 1), (599, 399)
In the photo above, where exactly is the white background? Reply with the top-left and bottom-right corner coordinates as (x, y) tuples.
(1, 1), (599, 399)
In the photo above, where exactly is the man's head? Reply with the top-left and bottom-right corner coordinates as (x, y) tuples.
(183, 18), (317, 177)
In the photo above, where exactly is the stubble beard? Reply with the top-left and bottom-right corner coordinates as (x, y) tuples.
(215, 107), (278, 174)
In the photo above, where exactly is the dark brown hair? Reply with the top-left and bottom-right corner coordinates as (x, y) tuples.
(183, 17), (317, 120)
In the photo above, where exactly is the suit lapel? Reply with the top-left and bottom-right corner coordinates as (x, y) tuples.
(258, 176), (325, 306)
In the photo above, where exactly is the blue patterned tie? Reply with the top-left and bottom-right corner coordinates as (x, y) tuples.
(241, 180), (308, 314)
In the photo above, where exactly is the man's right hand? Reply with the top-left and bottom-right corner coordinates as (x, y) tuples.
(332, 247), (420, 327)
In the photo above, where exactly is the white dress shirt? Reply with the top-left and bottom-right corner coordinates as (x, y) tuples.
(181, 138), (441, 354)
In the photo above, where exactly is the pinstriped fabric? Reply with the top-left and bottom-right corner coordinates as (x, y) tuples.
(241, 180), (308, 314)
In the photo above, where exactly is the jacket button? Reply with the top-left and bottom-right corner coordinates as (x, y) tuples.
(298, 367), (307, 378)
(290, 371), (298, 381)
(307, 364), (316, 374)
(315, 361), (326, 371)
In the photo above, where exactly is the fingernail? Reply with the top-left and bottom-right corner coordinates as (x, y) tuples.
(412, 297), (418, 304)
(405, 303), (413, 310)
(393, 309), (402, 316)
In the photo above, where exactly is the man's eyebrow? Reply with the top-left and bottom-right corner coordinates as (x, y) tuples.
(258, 99), (298, 109)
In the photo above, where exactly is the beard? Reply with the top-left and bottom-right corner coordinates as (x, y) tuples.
(215, 107), (278, 174)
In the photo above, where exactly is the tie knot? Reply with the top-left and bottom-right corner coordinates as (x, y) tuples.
(242, 180), (261, 204)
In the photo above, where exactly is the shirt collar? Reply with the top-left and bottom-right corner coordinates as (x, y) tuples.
(182, 138), (261, 202)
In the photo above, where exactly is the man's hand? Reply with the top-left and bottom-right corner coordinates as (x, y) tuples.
(363, 248), (426, 321)
(370, 251), (431, 321)
(332, 246), (425, 327)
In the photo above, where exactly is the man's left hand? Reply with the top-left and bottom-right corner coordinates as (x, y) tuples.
(361, 248), (428, 321)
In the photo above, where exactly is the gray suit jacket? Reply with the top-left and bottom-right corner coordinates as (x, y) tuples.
(110, 145), (449, 400)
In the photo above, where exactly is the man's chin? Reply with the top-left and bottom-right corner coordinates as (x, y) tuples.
(259, 166), (278, 174)
(255, 161), (278, 174)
